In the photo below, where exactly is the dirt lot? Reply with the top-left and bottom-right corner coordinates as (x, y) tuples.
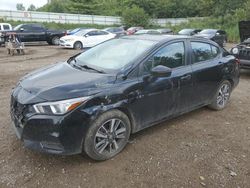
(0, 44), (250, 188)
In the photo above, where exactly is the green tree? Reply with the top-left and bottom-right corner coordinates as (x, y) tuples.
(121, 5), (150, 27)
(38, 0), (68, 13)
(27, 4), (36, 11)
(16, 3), (25, 11)
(67, 0), (100, 14)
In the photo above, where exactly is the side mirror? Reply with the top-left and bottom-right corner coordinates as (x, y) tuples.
(20, 28), (24, 32)
(151, 65), (172, 77)
(85, 34), (89, 37)
(215, 32), (220, 36)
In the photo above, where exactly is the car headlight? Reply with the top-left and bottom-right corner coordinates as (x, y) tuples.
(231, 47), (239, 55)
(33, 96), (90, 115)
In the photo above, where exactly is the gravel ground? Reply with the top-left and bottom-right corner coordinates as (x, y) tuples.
(0, 43), (249, 188)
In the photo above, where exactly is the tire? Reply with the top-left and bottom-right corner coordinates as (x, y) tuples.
(73, 41), (83, 50)
(51, 36), (60, 45)
(208, 80), (232, 110)
(83, 110), (131, 161)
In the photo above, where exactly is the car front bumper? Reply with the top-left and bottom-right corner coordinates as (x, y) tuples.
(10, 96), (92, 155)
(59, 40), (74, 48)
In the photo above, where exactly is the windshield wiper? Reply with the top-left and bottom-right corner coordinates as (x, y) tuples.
(79, 65), (105, 74)
(67, 52), (82, 64)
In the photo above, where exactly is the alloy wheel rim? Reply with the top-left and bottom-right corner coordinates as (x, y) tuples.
(94, 118), (127, 154)
(217, 83), (230, 108)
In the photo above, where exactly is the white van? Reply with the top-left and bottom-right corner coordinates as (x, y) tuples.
(0, 23), (12, 31)
(0, 23), (12, 45)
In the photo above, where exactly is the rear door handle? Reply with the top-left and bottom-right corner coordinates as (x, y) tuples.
(180, 74), (191, 81)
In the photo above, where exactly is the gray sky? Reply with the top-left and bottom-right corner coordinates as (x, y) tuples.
(0, 0), (47, 10)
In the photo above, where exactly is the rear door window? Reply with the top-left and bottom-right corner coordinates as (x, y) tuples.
(191, 42), (220, 63)
(87, 31), (98, 36)
(96, 31), (108, 35)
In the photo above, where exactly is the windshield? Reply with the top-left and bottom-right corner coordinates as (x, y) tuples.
(70, 28), (81, 33)
(74, 38), (156, 71)
(178, 29), (193, 35)
(14, 24), (23, 30)
(74, 30), (91, 36)
(200, 29), (217, 34)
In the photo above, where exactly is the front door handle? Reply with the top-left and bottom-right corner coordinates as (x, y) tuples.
(180, 74), (191, 81)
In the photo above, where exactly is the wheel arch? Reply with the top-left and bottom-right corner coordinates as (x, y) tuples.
(74, 41), (83, 49)
(115, 107), (137, 134)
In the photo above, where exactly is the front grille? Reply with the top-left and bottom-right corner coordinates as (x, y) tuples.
(239, 48), (250, 60)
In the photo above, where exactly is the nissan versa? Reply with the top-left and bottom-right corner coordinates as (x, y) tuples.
(10, 35), (240, 160)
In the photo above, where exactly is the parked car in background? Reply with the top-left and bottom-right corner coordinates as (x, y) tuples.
(0, 23), (66, 45)
(231, 21), (250, 69)
(194, 29), (227, 47)
(0, 23), (12, 31)
(0, 23), (12, 45)
(59, 29), (115, 49)
(67, 28), (89, 35)
(157, 28), (173, 34)
(126, 27), (143, 35)
(135, 29), (161, 35)
(10, 35), (239, 160)
(178, 29), (201, 36)
(103, 27), (126, 37)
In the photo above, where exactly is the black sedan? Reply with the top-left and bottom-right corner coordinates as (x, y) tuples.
(10, 35), (239, 160)
(195, 29), (227, 47)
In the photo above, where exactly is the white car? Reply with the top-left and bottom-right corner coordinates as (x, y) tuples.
(0, 23), (12, 45)
(59, 29), (116, 49)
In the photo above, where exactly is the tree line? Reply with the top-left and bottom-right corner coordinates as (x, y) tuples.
(17, 0), (249, 18)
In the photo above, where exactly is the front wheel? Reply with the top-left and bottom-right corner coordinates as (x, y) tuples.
(208, 80), (232, 110)
(73, 41), (83, 50)
(83, 110), (131, 161)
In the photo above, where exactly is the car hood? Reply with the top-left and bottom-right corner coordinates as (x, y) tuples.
(19, 62), (116, 103)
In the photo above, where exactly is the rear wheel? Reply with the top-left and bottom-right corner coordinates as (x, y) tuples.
(73, 41), (83, 50)
(83, 110), (131, 161)
(208, 80), (232, 110)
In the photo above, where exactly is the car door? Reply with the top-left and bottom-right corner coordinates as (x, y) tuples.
(94, 31), (113, 44)
(31, 25), (47, 41)
(17, 25), (34, 42)
(83, 31), (99, 47)
(129, 40), (193, 129)
(190, 41), (223, 106)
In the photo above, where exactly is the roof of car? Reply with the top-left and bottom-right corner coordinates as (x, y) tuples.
(121, 34), (219, 46)
(122, 34), (191, 42)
